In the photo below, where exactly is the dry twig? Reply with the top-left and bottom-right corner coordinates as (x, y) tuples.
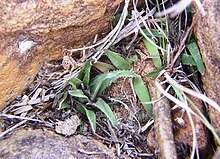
(152, 82), (178, 159)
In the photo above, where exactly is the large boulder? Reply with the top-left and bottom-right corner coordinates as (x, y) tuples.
(0, 0), (122, 110)
(194, 0), (220, 140)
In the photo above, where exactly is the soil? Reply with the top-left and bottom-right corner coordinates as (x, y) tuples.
(0, 1), (220, 158)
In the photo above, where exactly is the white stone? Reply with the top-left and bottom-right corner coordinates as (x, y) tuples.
(18, 39), (37, 54)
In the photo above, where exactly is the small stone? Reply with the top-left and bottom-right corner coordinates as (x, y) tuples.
(18, 39), (37, 54)
(55, 115), (81, 136)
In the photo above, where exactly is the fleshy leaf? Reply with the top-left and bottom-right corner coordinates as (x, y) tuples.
(146, 65), (166, 78)
(187, 42), (205, 75)
(80, 105), (96, 132)
(60, 102), (71, 109)
(93, 61), (116, 72)
(181, 54), (197, 66)
(105, 50), (130, 70)
(69, 89), (88, 99)
(93, 98), (118, 126)
(143, 37), (162, 68)
(58, 92), (70, 110)
(143, 29), (167, 38)
(90, 70), (135, 101)
(53, 93), (63, 108)
(132, 76), (152, 117)
(112, 14), (121, 23)
(69, 77), (82, 89)
(127, 55), (139, 65)
(77, 59), (92, 87)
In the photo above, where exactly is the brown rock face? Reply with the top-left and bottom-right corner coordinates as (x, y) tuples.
(194, 0), (220, 140)
(0, 128), (117, 159)
(0, 0), (122, 110)
(173, 95), (211, 158)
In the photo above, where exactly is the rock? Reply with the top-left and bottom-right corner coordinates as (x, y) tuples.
(55, 115), (81, 136)
(0, 0), (123, 110)
(172, 95), (212, 158)
(194, 0), (220, 142)
(0, 128), (117, 159)
(136, 42), (211, 157)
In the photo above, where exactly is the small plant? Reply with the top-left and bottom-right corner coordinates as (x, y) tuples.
(58, 50), (152, 132)
(2, 0), (216, 158)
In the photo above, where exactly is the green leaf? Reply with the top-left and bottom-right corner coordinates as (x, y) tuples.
(143, 37), (162, 68)
(172, 86), (186, 104)
(112, 14), (121, 23)
(187, 7), (196, 13)
(146, 65), (166, 78)
(80, 105), (96, 132)
(53, 93), (64, 108)
(90, 70), (136, 101)
(112, 13), (131, 23)
(181, 54), (197, 66)
(143, 29), (167, 38)
(93, 61), (116, 72)
(77, 59), (92, 87)
(58, 92), (70, 110)
(93, 98), (118, 126)
(69, 89), (88, 99)
(127, 55), (139, 65)
(60, 102), (71, 109)
(69, 77), (82, 89)
(132, 76), (152, 117)
(105, 50), (130, 70)
(187, 42), (205, 75)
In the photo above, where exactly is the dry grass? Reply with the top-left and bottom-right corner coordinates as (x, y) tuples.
(0, 0), (219, 158)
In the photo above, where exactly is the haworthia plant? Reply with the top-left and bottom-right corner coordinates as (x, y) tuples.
(143, 37), (162, 68)
(90, 70), (136, 101)
(105, 50), (130, 70)
(132, 76), (152, 117)
(187, 42), (205, 75)
(93, 98), (118, 126)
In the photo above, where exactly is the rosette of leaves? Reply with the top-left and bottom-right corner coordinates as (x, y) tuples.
(58, 50), (152, 132)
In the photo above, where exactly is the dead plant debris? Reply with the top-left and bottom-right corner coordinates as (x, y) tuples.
(0, 0), (219, 159)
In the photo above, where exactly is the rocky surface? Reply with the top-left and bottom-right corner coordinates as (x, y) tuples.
(172, 95), (212, 158)
(0, 0), (122, 110)
(137, 42), (211, 158)
(0, 128), (117, 159)
(194, 0), (220, 142)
